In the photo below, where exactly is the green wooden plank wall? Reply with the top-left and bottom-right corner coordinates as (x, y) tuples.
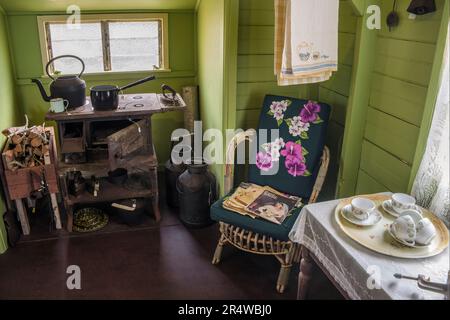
(355, 0), (445, 194)
(0, 7), (19, 253)
(235, 0), (358, 196)
(236, 0), (356, 126)
(319, 1), (358, 197)
(236, 0), (311, 130)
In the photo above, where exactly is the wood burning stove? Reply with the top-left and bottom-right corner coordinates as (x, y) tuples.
(45, 93), (186, 231)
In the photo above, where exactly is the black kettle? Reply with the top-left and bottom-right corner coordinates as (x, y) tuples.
(32, 55), (87, 108)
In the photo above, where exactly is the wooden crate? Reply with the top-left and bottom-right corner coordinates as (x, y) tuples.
(2, 127), (59, 201)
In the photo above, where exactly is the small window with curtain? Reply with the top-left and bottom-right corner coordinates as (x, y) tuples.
(37, 13), (169, 75)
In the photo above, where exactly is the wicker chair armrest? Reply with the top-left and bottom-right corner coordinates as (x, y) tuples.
(224, 129), (256, 194)
(308, 146), (330, 204)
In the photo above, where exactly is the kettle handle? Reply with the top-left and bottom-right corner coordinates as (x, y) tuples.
(46, 55), (85, 80)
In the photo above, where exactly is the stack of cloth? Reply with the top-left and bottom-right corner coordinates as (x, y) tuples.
(223, 183), (303, 225)
(274, 0), (340, 85)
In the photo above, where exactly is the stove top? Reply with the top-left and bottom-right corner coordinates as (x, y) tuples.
(46, 93), (186, 121)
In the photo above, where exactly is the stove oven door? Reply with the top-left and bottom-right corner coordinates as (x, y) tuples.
(106, 119), (153, 170)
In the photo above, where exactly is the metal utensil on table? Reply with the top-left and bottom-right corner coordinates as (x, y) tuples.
(394, 272), (450, 299)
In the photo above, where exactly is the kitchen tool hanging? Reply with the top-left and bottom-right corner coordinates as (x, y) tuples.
(90, 75), (156, 110)
(32, 55), (87, 108)
(387, 0), (400, 32)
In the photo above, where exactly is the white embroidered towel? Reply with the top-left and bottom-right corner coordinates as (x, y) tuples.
(276, 0), (339, 85)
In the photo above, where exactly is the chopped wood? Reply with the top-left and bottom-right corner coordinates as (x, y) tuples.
(2, 122), (51, 171)
(11, 135), (23, 145)
(31, 137), (42, 148)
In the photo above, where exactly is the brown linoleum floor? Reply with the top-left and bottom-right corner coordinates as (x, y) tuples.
(0, 183), (343, 300)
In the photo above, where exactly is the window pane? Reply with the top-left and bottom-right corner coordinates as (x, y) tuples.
(49, 23), (104, 74)
(109, 21), (160, 72)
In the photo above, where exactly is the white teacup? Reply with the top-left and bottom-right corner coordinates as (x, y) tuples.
(400, 210), (423, 224)
(351, 197), (376, 221)
(416, 218), (437, 246)
(391, 193), (417, 214)
(391, 215), (416, 246)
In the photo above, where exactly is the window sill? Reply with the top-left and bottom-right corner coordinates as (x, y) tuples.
(47, 69), (172, 80)
(19, 69), (196, 86)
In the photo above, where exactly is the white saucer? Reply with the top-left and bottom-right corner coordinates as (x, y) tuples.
(382, 200), (422, 218)
(388, 225), (429, 249)
(341, 204), (382, 227)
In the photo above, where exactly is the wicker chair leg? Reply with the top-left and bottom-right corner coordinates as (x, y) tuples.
(212, 234), (227, 265)
(276, 264), (292, 293)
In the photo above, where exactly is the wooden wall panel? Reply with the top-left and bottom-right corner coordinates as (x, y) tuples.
(360, 141), (411, 192)
(237, 82), (301, 111)
(318, 87), (348, 126)
(364, 107), (419, 164)
(355, 169), (389, 194)
(235, 0), (312, 131)
(318, 0), (357, 198)
(355, 0), (444, 194)
(369, 74), (428, 126)
(378, 0), (444, 44)
(236, 0), (358, 198)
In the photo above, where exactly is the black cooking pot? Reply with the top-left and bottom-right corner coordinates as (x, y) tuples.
(90, 75), (156, 110)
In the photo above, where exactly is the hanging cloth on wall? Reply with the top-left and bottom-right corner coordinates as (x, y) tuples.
(274, 0), (339, 86)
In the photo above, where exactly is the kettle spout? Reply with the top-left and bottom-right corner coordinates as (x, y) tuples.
(31, 79), (52, 102)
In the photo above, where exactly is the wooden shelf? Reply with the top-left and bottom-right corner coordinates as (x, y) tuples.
(58, 153), (158, 176)
(66, 177), (156, 206)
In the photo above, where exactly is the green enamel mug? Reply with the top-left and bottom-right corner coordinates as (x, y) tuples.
(50, 98), (69, 113)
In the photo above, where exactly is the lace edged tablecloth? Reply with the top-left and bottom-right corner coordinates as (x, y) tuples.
(289, 194), (449, 300)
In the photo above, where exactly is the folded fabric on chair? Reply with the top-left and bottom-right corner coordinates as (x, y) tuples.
(275, 0), (340, 85)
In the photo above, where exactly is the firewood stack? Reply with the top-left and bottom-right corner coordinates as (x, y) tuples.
(2, 117), (50, 172)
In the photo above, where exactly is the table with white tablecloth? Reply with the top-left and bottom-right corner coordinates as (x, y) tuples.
(289, 194), (449, 300)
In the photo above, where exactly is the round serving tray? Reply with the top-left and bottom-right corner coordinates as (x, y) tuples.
(335, 194), (449, 259)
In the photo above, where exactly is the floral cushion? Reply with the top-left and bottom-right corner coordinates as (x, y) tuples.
(248, 95), (331, 198)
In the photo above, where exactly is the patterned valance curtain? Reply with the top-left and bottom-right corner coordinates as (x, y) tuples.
(412, 24), (449, 227)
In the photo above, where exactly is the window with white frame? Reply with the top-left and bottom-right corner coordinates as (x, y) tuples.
(37, 14), (169, 75)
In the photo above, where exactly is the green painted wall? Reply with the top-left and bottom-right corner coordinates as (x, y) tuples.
(0, 7), (19, 253)
(6, 11), (197, 164)
(355, 0), (446, 195)
(0, 0), (198, 12)
(318, 0), (358, 198)
(196, 0), (226, 194)
(236, 0), (310, 130)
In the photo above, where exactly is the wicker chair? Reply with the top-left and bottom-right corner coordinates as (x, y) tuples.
(210, 95), (331, 293)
